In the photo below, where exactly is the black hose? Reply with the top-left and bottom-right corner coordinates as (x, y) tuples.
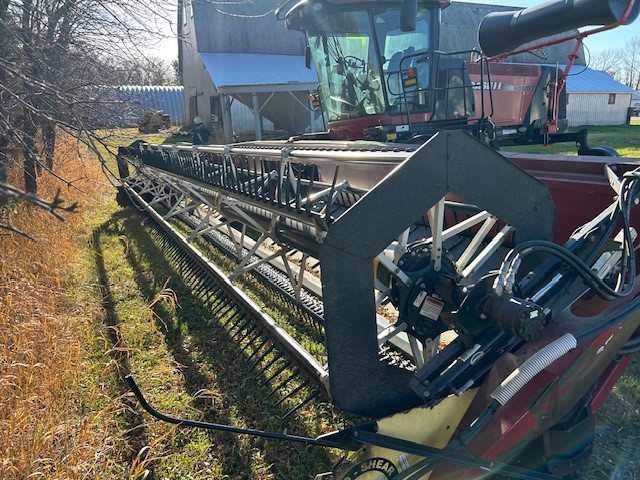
(495, 168), (640, 302)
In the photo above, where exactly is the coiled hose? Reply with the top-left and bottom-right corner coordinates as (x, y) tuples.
(491, 333), (577, 405)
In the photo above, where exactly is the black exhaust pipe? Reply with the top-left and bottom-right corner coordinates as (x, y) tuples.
(478, 0), (639, 57)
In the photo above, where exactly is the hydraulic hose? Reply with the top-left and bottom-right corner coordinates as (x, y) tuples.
(494, 167), (640, 301)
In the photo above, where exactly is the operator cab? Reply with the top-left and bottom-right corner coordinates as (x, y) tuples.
(283, 0), (477, 141)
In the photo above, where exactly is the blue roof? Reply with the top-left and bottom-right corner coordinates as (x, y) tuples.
(200, 53), (318, 93)
(549, 65), (638, 94)
(117, 86), (185, 124)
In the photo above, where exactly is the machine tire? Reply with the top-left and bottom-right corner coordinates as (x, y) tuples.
(580, 146), (620, 157)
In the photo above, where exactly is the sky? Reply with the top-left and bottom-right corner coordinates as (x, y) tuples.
(151, 0), (639, 62)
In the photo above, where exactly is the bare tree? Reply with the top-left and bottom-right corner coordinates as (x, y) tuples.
(620, 36), (640, 90)
(589, 48), (623, 82)
(591, 37), (640, 90)
(110, 55), (178, 86)
(0, 0), (178, 215)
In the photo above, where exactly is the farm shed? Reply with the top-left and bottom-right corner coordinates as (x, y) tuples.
(117, 86), (185, 125)
(118, 83), (276, 137)
(563, 67), (637, 126)
(178, 0), (320, 143)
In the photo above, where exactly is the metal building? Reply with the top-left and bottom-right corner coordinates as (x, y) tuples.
(178, 0), (320, 143)
(117, 86), (185, 124)
(562, 67), (637, 126)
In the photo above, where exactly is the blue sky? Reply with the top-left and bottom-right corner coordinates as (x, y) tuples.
(456, 0), (639, 58)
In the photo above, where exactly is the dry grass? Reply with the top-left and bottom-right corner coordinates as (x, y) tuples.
(0, 136), (116, 479)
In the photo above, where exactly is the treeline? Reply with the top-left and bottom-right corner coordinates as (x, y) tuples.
(0, 0), (177, 207)
(590, 36), (640, 90)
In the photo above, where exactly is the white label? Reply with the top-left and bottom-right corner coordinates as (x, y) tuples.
(419, 296), (444, 320)
(413, 291), (428, 307)
(396, 124), (410, 132)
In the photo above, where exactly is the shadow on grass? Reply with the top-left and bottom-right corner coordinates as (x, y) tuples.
(100, 207), (333, 479)
(91, 223), (150, 469)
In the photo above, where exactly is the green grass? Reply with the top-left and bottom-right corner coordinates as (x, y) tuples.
(96, 127), (186, 148)
(504, 124), (640, 157)
(87, 206), (340, 479)
(577, 357), (640, 480)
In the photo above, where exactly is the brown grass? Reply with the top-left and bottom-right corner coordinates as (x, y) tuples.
(0, 136), (116, 479)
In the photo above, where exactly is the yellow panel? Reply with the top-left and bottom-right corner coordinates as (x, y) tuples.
(336, 389), (479, 479)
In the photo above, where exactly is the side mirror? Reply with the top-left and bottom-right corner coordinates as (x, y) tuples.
(305, 45), (312, 69)
(400, 0), (417, 31)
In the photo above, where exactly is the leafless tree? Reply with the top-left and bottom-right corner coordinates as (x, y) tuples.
(590, 37), (640, 89)
(620, 36), (640, 90)
(110, 55), (178, 86)
(589, 48), (623, 82)
(0, 0), (178, 221)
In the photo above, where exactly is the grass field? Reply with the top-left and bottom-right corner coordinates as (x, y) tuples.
(0, 127), (639, 478)
(505, 125), (640, 158)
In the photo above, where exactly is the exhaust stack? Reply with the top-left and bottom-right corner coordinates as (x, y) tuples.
(478, 0), (639, 57)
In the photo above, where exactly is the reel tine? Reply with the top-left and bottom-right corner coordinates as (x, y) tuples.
(260, 359), (292, 386)
(282, 389), (320, 420)
(239, 330), (263, 354)
(249, 344), (275, 371)
(235, 325), (257, 346)
(253, 354), (282, 379)
(266, 369), (300, 399)
(229, 319), (251, 341)
(251, 157), (258, 199)
(274, 380), (308, 406)
(246, 337), (271, 362)
(222, 311), (245, 332)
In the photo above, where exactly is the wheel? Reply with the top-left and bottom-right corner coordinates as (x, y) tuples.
(580, 146), (620, 157)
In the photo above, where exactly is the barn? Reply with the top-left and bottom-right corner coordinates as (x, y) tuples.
(563, 67), (638, 126)
(178, 0), (319, 143)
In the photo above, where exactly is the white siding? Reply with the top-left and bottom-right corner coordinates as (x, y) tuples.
(230, 100), (274, 135)
(567, 93), (632, 126)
